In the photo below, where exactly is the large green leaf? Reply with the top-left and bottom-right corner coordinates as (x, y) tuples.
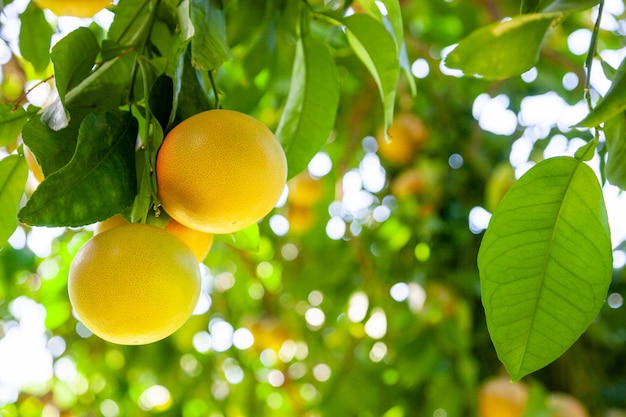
(577, 56), (626, 128)
(189, 0), (231, 70)
(275, 33), (340, 179)
(50, 27), (100, 104)
(22, 110), (88, 176)
(18, 112), (138, 227)
(0, 105), (34, 147)
(18, 2), (52, 73)
(603, 112), (626, 189)
(0, 155), (28, 246)
(108, 0), (151, 46)
(478, 156), (612, 381)
(343, 13), (399, 135)
(444, 13), (561, 80)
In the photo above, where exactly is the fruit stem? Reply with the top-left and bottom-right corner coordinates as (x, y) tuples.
(208, 70), (221, 109)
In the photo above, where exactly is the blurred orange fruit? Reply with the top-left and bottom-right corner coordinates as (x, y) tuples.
(547, 393), (588, 417)
(479, 376), (528, 417)
(377, 113), (427, 165)
(34, 0), (112, 17)
(287, 171), (323, 208)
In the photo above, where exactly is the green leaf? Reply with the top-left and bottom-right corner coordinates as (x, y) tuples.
(22, 110), (87, 176)
(172, 46), (213, 126)
(521, 0), (541, 13)
(576, 56), (626, 128)
(50, 27), (100, 104)
(18, 112), (138, 227)
(0, 105), (32, 147)
(64, 50), (136, 111)
(216, 223), (260, 252)
(444, 13), (561, 80)
(478, 156), (612, 381)
(603, 112), (626, 189)
(18, 2), (52, 73)
(275, 34), (340, 179)
(540, 0), (599, 13)
(108, 0), (151, 46)
(343, 13), (399, 135)
(0, 155), (28, 246)
(189, 0), (231, 70)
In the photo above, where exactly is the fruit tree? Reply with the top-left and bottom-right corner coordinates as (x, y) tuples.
(1, 0), (626, 416)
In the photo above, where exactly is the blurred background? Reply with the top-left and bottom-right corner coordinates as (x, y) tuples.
(1, 0), (626, 416)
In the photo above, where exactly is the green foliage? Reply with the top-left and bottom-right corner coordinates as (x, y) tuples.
(1, 0), (626, 415)
(478, 156), (612, 381)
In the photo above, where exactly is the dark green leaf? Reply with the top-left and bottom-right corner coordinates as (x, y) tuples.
(189, 0), (231, 70)
(50, 27), (100, 104)
(343, 13), (400, 136)
(478, 156), (612, 381)
(64, 51), (136, 111)
(0, 105), (32, 147)
(18, 2), (52, 73)
(577, 56), (626, 128)
(444, 13), (561, 80)
(22, 110), (88, 176)
(108, 0), (151, 46)
(540, 0), (599, 13)
(275, 34), (340, 179)
(603, 112), (626, 189)
(216, 223), (260, 251)
(0, 155), (28, 246)
(172, 46), (213, 126)
(149, 75), (174, 132)
(18, 112), (138, 227)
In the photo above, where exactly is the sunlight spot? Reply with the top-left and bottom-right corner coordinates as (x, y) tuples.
(26, 227), (65, 258)
(348, 292), (369, 323)
(411, 58), (430, 78)
(305, 307), (325, 329)
(369, 341), (387, 362)
(308, 152), (332, 178)
(390, 283), (409, 302)
(269, 214), (289, 236)
(448, 153), (463, 169)
(364, 307), (387, 339)
(8, 226), (26, 250)
(312, 363), (331, 382)
(521, 67), (537, 83)
(223, 359), (244, 384)
(562, 72), (579, 90)
(192, 331), (212, 353)
(408, 283), (427, 312)
(326, 216), (346, 240)
(614, 250), (626, 269)
(360, 153), (386, 193)
(472, 94), (517, 135)
(233, 328), (254, 350)
(100, 399), (120, 417)
(281, 243), (299, 261)
(607, 293), (623, 309)
(138, 385), (171, 412)
(567, 29), (592, 55)
(260, 349), (278, 367)
(469, 206), (492, 234)
(268, 369), (285, 387)
(209, 318), (234, 352)
(308, 290), (323, 307)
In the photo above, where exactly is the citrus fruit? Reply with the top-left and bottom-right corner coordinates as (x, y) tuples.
(68, 223), (201, 345)
(23, 145), (44, 183)
(165, 219), (214, 262)
(34, 0), (112, 17)
(377, 113), (427, 165)
(156, 109), (287, 234)
(287, 171), (323, 208)
(94, 215), (214, 263)
(479, 376), (528, 417)
(547, 393), (588, 417)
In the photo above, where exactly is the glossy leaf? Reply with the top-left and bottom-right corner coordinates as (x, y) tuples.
(444, 13), (561, 80)
(478, 156), (612, 381)
(50, 27), (100, 104)
(18, 112), (138, 227)
(189, 0), (231, 70)
(18, 2), (52, 73)
(171, 46), (213, 126)
(603, 112), (626, 189)
(0, 105), (32, 147)
(0, 155), (28, 246)
(108, 0), (151, 46)
(275, 33), (339, 179)
(22, 110), (87, 176)
(577, 56), (626, 128)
